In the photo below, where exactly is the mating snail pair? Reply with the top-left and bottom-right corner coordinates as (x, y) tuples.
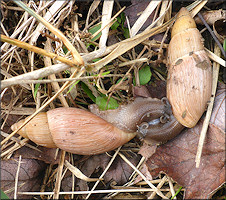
(11, 8), (212, 155)
(12, 97), (183, 155)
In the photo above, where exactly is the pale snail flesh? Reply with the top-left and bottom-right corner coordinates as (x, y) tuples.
(11, 97), (184, 155)
(167, 8), (212, 128)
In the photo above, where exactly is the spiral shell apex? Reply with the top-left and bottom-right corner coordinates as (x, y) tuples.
(166, 8), (212, 128)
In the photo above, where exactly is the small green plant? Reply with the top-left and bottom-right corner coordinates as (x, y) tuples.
(80, 81), (119, 110)
(1, 190), (9, 200)
(67, 80), (80, 94)
(111, 12), (130, 38)
(88, 12), (130, 44)
(133, 65), (152, 86)
(96, 96), (119, 110)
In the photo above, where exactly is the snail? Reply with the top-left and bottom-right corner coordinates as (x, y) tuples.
(11, 97), (184, 155)
(167, 8), (212, 128)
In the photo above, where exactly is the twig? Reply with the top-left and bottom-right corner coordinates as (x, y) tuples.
(1, 74), (124, 87)
(14, 155), (22, 199)
(195, 44), (221, 168)
(1, 63), (71, 90)
(205, 48), (226, 67)
(197, 12), (226, 58)
(53, 150), (65, 199)
(18, 188), (173, 195)
(148, 175), (167, 199)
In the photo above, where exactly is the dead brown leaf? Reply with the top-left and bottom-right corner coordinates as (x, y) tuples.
(145, 84), (225, 199)
(104, 152), (141, 185)
(14, 146), (71, 165)
(67, 152), (141, 194)
(2, 177), (43, 199)
(133, 80), (166, 99)
(1, 157), (46, 199)
(210, 82), (225, 130)
(1, 158), (46, 181)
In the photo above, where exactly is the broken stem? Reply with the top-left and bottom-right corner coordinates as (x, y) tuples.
(195, 44), (221, 168)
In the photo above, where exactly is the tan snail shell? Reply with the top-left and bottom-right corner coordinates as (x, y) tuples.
(11, 107), (136, 155)
(166, 8), (212, 128)
(11, 97), (185, 155)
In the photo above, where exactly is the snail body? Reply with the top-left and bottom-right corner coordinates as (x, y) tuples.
(89, 97), (172, 132)
(11, 97), (184, 155)
(138, 114), (184, 144)
(167, 8), (212, 128)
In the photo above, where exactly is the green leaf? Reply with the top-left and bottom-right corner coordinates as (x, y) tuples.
(88, 24), (102, 41)
(116, 77), (128, 84)
(111, 21), (119, 30)
(100, 71), (111, 76)
(34, 78), (42, 98)
(92, 58), (101, 62)
(81, 81), (96, 102)
(62, 45), (68, 54)
(223, 39), (226, 51)
(133, 65), (152, 85)
(123, 27), (130, 38)
(171, 186), (183, 199)
(86, 43), (96, 49)
(1, 190), (9, 200)
(96, 96), (119, 111)
(67, 80), (80, 94)
(120, 12), (126, 24)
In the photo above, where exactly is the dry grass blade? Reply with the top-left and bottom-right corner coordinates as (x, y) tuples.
(195, 44), (221, 168)
(148, 175), (167, 199)
(14, 155), (22, 199)
(118, 152), (167, 199)
(189, 0), (208, 17)
(65, 160), (102, 182)
(12, 0), (84, 66)
(18, 188), (173, 196)
(92, 20), (173, 71)
(44, 38), (69, 107)
(85, 0), (101, 28)
(53, 150), (65, 199)
(85, 147), (121, 199)
(99, 0), (114, 48)
(29, 1), (68, 46)
(130, 1), (161, 37)
(205, 48), (226, 67)
(1, 63), (71, 90)
(1, 35), (76, 67)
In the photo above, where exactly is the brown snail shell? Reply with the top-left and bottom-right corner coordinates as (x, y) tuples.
(11, 113), (57, 148)
(11, 108), (136, 155)
(166, 8), (212, 128)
